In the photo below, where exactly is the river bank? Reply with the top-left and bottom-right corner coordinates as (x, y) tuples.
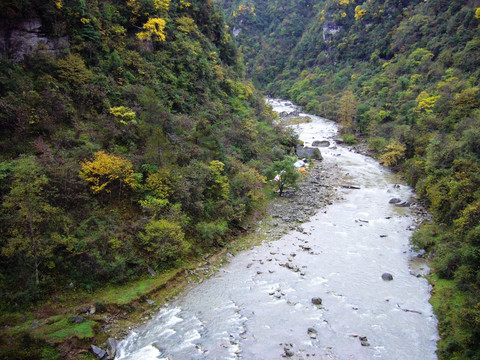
(0, 143), (345, 360)
(100, 156), (346, 359)
(115, 100), (438, 360)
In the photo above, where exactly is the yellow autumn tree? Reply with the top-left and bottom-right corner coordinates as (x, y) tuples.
(79, 151), (137, 198)
(415, 91), (439, 114)
(153, 0), (171, 12)
(109, 106), (137, 125)
(338, 89), (357, 134)
(137, 18), (167, 42)
(379, 140), (406, 167)
(355, 6), (367, 20)
(146, 168), (174, 199)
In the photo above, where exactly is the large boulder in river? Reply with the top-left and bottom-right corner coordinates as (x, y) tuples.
(395, 201), (410, 207)
(311, 297), (323, 305)
(91, 345), (107, 359)
(389, 198), (402, 204)
(381, 273), (393, 281)
(312, 140), (330, 148)
(296, 147), (323, 160)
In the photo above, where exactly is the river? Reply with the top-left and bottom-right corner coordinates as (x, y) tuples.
(116, 99), (439, 360)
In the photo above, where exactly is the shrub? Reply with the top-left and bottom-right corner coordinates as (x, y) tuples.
(342, 134), (357, 145)
(195, 220), (228, 247)
(138, 219), (189, 267)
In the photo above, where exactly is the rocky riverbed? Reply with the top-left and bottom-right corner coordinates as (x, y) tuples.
(115, 100), (438, 360)
(258, 158), (346, 241)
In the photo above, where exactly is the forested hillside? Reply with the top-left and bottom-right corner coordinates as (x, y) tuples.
(0, 0), (300, 355)
(219, 0), (480, 358)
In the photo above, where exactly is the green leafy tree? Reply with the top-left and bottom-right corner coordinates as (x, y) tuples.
(265, 156), (299, 197)
(138, 219), (189, 266)
(1, 156), (62, 285)
(56, 53), (93, 85)
(195, 220), (228, 246)
(207, 160), (230, 200)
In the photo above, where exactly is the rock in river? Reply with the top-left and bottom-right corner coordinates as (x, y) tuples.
(311, 297), (323, 305)
(91, 345), (107, 359)
(312, 140), (330, 147)
(296, 147), (323, 160)
(382, 273), (394, 281)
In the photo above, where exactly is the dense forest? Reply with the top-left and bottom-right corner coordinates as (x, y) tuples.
(218, 0), (480, 358)
(0, 0), (301, 357)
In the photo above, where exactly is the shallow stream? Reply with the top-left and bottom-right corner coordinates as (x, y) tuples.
(116, 99), (438, 360)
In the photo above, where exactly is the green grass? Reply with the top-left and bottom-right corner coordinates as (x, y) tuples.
(44, 319), (96, 343)
(96, 267), (183, 305)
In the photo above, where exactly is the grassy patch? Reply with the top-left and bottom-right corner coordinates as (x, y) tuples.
(96, 267), (183, 305)
(44, 319), (96, 343)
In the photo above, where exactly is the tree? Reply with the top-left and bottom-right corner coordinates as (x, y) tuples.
(154, 0), (171, 12)
(79, 151), (137, 200)
(337, 89), (357, 134)
(1, 156), (62, 285)
(266, 156), (299, 197)
(207, 160), (230, 200)
(379, 140), (406, 167)
(137, 18), (167, 42)
(109, 106), (137, 125)
(138, 219), (188, 266)
(56, 53), (93, 85)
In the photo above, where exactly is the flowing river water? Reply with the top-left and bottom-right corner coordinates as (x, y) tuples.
(116, 99), (439, 360)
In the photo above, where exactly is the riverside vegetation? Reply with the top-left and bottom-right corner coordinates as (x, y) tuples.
(218, 0), (480, 358)
(0, 0), (304, 358)
(2, 0), (480, 359)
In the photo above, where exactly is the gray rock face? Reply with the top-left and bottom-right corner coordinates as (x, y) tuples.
(1, 17), (69, 62)
(395, 201), (410, 207)
(382, 273), (394, 281)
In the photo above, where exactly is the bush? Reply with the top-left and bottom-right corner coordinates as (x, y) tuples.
(342, 134), (357, 145)
(138, 219), (189, 267)
(265, 156), (299, 197)
(195, 220), (228, 247)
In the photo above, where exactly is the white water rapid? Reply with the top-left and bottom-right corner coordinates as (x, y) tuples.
(116, 99), (439, 360)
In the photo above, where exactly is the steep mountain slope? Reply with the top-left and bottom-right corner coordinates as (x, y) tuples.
(0, 0), (298, 340)
(216, 0), (318, 87)
(219, 0), (480, 358)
